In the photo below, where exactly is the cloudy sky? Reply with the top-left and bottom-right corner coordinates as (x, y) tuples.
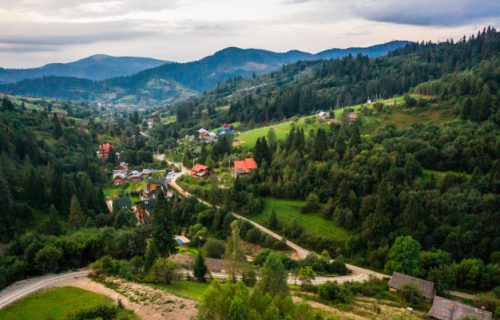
(1, 0), (499, 68)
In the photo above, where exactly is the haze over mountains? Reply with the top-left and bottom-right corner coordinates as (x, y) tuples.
(0, 40), (409, 105)
(0, 55), (169, 84)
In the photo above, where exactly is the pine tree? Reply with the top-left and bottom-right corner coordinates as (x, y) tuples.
(152, 191), (176, 256)
(144, 239), (159, 272)
(69, 195), (85, 229)
(52, 114), (63, 139)
(193, 251), (208, 282)
(269, 210), (280, 229)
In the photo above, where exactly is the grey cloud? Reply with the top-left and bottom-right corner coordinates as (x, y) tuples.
(352, 0), (500, 26)
(0, 31), (153, 46)
(0, 45), (61, 53)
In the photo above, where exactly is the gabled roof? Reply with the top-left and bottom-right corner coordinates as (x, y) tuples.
(388, 272), (435, 300)
(115, 162), (128, 170)
(113, 172), (127, 180)
(137, 199), (156, 210)
(198, 128), (208, 134)
(192, 164), (208, 173)
(175, 235), (190, 245)
(142, 169), (153, 174)
(233, 158), (258, 174)
(114, 197), (132, 210)
(146, 177), (165, 184)
(429, 296), (492, 320)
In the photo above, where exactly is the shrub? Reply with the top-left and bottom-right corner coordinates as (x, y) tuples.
(318, 281), (352, 303)
(400, 283), (423, 305)
(202, 238), (225, 259)
(35, 245), (62, 273)
(148, 258), (179, 285)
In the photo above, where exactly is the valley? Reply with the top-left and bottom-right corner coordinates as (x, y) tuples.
(0, 27), (498, 320)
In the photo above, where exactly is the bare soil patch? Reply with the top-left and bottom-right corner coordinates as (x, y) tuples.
(57, 276), (197, 320)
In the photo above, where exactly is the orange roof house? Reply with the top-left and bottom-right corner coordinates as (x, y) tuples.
(191, 164), (209, 178)
(233, 158), (257, 177)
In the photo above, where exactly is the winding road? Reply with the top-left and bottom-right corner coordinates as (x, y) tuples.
(0, 270), (89, 309)
(163, 158), (387, 283)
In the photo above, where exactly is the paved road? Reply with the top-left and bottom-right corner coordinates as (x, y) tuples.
(165, 159), (387, 283)
(0, 270), (89, 309)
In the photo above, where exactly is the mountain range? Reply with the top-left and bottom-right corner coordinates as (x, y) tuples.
(0, 41), (410, 105)
(0, 55), (169, 84)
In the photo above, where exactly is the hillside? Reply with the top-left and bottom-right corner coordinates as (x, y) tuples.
(0, 55), (169, 84)
(0, 41), (409, 106)
(163, 28), (499, 137)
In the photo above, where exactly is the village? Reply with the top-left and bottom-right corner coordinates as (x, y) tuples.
(95, 113), (493, 320)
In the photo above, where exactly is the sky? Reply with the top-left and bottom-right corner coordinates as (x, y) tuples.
(0, 0), (499, 68)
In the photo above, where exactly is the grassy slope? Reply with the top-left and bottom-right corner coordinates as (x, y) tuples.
(0, 286), (136, 320)
(235, 96), (457, 147)
(253, 198), (351, 243)
(152, 281), (210, 301)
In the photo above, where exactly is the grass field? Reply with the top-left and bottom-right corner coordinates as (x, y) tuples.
(0, 286), (136, 320)
(235, 97), (405, 147)
(252, 198), (351, 243)
(152, 281), (210, 301)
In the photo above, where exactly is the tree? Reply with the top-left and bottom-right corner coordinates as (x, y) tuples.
(268, 210), (280, 229)
(203, 238), (225, 259)
(224, 221), (246, 282)
(242, 265), (257, 287)
(35, 245), (62, 273)
(298, 266), (316, 288)
(52, 114), (63, 139)
(384, 236), (422, 277)
(113, 209), (137, 228)
(193, 251), (208, 282)
(69, 195), (85, 229)
(152, 191), (176, 256)
(318, 281), (351, 303)
(144, 239), (159, 272)
(257, 252), (288, 297)
(302, 192), (320, 213)
(148, 258), (178, 284)
(228, 297), (250, 320)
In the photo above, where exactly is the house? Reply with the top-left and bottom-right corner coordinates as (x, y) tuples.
(143, 177), (169, 200)
(134, 199), (156, 223)
(141, 169), (153, 177)
(130, 170), (142, 181)
(388, 272), (436, 300)
(218, 123), (235, 136)
(232, 158), (258, 177)
(97, 143), (112, 160)
(113, 197), (132, 211)
(116, 162), (129, 171)
(429, 296), (492, 320)
(112, 173), (127, 185)
(198, 128), (209, 139)
(347, 112), (359, 122)
(174, 235), (191, 246)
(191, 164), (209, 178)
(316, 111), (331, 123)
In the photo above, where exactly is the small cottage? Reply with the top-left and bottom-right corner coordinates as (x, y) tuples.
(232, 158), (258, 177)
(388, 272), (436, 300)
(429, 296), (492, 320)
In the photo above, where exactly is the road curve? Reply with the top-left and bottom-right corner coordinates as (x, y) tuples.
(165, 160), (387, 282)
(0, 269), (89, 309)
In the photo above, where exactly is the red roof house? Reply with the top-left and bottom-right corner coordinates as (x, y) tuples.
(233, 158), (257, 177)
(191, 164), (209, 178)
(97, 143), (112, 160)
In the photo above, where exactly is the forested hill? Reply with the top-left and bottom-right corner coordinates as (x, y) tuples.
(166, 27), (499, 134)
(0, 41), (409, 106)
(0, 55), (169, 84)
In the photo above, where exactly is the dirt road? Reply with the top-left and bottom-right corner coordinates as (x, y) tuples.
(164, 159), (387, 283)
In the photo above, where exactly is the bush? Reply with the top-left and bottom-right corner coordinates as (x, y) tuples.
(400, 283), (423, 305)
(318, 281), (352, 303)
(148, 258), (179, 285)
(35, 245), (62, 273)
(244, 228), (262, 244)
(202, 238), (225, 259)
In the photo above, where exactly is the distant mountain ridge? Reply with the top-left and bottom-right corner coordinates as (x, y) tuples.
(0, 54), (170, 84)
(0, 41), (410, 105)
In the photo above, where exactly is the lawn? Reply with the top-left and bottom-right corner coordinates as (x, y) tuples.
(0, 286), (137, 320)
(152, 281), (210, 301)
(252, 198), (351, 244)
